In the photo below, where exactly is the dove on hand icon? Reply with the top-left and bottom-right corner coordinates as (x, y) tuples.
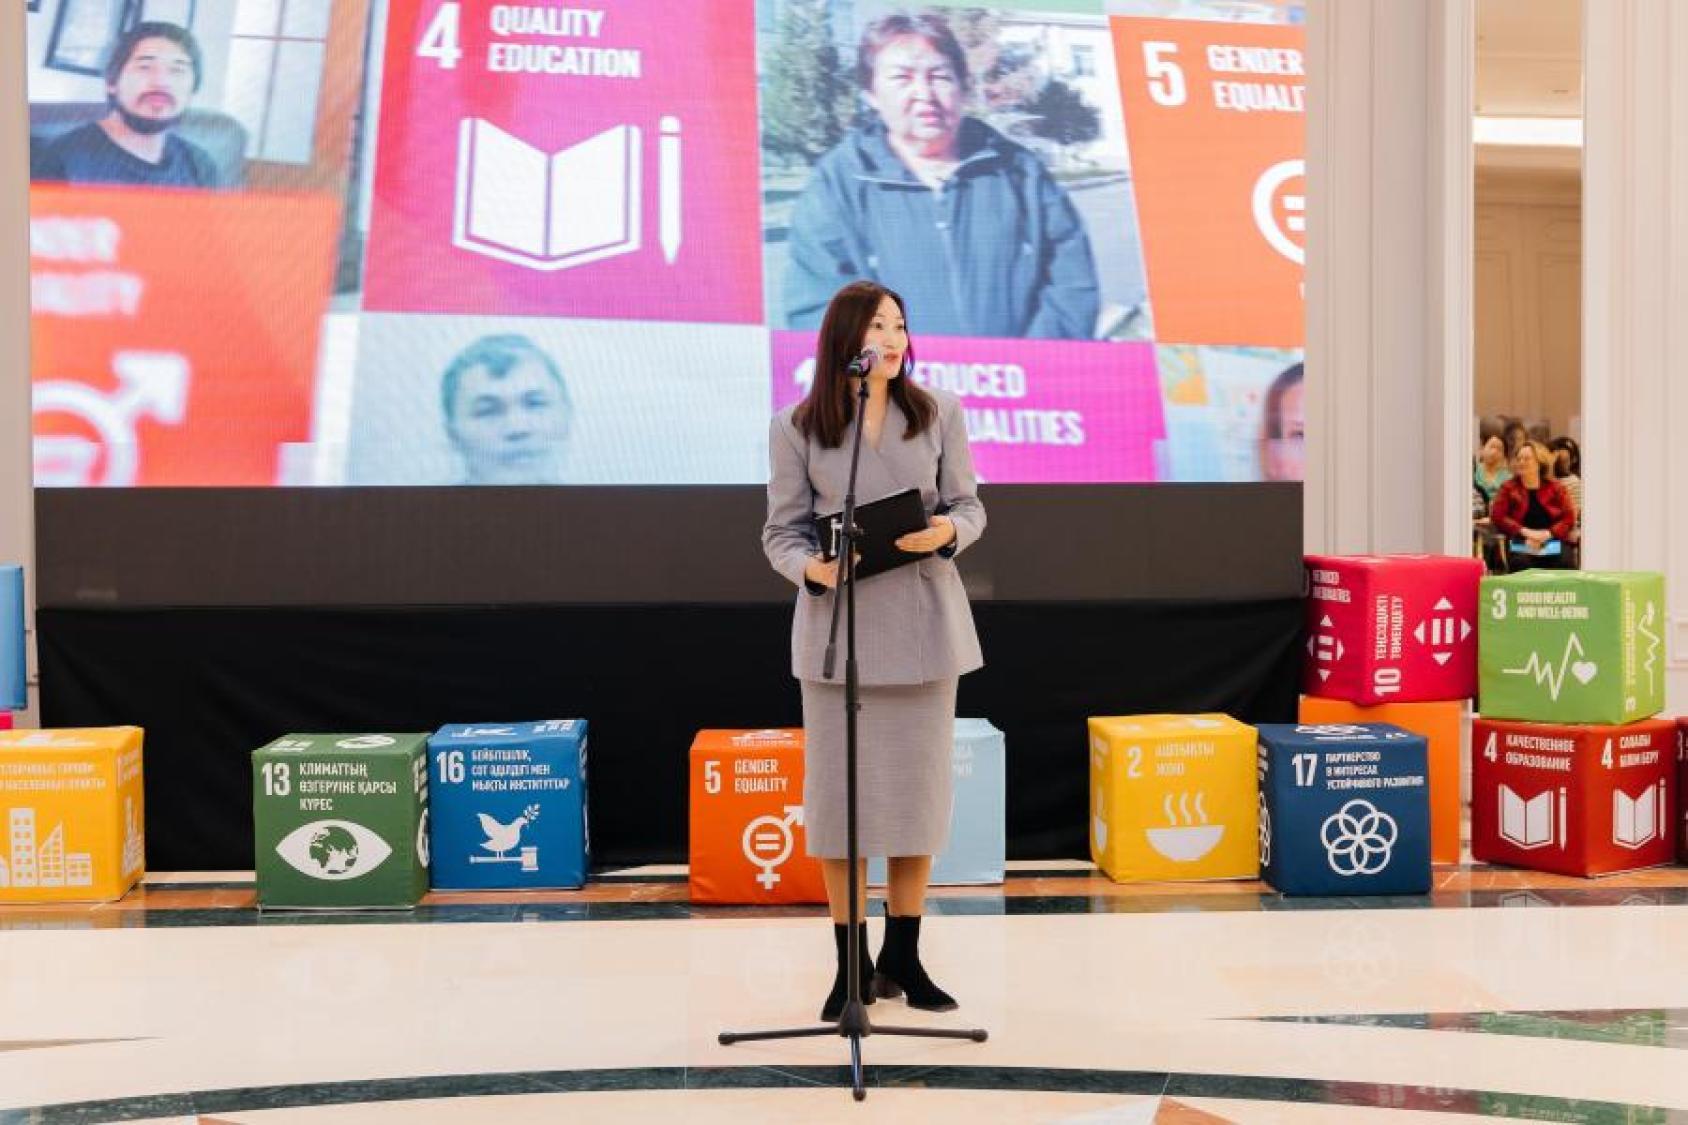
(474, 805), (542, 865)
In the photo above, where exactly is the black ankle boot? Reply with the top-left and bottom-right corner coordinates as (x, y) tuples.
(820, 922), (876, 1022)
(873, 913), (957, 1012)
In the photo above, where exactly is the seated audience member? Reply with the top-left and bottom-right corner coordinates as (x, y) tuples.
(1500, 418), (1529, 458)
(32, 22), (221, 189)
(1547, 435), (1583, 565)
(1547, 436), (1582, 518)
(1472, 434), (1511, 511)
(1488, 440), (1575, 571)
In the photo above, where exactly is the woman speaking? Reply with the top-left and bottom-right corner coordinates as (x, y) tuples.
(762, 280), (986, 1021)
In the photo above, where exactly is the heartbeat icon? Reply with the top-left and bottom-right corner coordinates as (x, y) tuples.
(1501, 633), (1596, 700)
(1637, 602), (1661, 693)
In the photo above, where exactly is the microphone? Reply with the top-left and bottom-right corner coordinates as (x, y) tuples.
(845, 345), (882, 375)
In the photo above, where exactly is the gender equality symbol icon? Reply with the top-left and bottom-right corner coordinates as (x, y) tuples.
(743, 805), (805, 890)
(33, 352), (191, 487)
(1253, 158), (1306, 266)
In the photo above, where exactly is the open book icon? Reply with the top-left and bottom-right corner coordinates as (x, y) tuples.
(454, 118), (660, 271)
(1612, 783), (1664, 849)
(1498, 784), (1563, 850)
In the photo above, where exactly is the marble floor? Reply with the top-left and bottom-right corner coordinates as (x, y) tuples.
(2, 861), (1686, 1123)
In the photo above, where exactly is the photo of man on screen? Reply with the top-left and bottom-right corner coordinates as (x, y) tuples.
(31, 21), (223, 190)
(441, 335), (572, 486)
(781, 11), (1102, 340)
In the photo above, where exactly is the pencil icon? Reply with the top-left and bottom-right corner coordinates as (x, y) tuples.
(660, 116), (682, 263)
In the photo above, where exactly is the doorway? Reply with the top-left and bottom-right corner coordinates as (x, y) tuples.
(1472, 0), (1583, 572)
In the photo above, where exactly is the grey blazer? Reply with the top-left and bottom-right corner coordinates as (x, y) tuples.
(763, 387), (985, 685)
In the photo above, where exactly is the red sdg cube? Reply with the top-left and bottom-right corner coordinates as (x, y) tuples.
(1304, 555), (1484, 705)
(1678, 718), (1688, 864)
(1472, 717), (1677, 877)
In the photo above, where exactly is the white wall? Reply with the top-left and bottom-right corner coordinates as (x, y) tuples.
(3, 0), (38, 724)
(1303, 0), (1474, 558)
(1582, 0), (1688, 714)
(1474, 170), (1583, 437)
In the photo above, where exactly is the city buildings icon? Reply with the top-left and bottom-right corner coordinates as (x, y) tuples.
(0, 808), (95, 889)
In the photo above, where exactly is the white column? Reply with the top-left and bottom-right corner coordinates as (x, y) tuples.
(1582, 0), (1688, 712)
(0, 2), (36, 725)
(1303, 0), (1474, 558)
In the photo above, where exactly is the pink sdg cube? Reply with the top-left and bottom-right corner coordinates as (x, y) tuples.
(1304, 555), (1485, 705)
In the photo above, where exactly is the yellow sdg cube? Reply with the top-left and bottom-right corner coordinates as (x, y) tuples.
(0, 727), (145, 903)
(1089, 714), (1259, 883)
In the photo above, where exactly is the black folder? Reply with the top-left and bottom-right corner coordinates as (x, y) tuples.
(813, 488), (932, 581)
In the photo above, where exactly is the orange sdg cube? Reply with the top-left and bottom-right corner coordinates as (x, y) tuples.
(689, 729), (826, 905)
(0, 727), (145, 903)
(1299, 697), (1467, 865)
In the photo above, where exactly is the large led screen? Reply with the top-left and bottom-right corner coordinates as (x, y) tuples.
(24, 0), (1306, 487)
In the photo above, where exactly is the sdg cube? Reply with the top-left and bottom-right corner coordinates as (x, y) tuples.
(1303, 554), (1483, 705)
(1479, 571), (1666, 725)
(1088, 714), (1258, 884)
(1257, 723), (1431, 896)
(428, 720), (588, 890)
(689, 729), (825, 905)
(0, 727), (145, 903)
(1679, 718), (1688, 865)
(1298, 696), (1467, 865)
(1472, 717), (1676, 877)
(254, 733), (430, 910)
(871, 718), (1006, 886)
(1, 565), (22, 712)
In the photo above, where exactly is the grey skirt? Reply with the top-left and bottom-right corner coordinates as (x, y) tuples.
(800, 676), (956, 859)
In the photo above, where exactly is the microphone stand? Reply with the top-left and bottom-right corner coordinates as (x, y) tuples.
(719, 373), (987, 1101)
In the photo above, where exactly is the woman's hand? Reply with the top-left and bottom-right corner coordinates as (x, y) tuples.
(804, 556), (842, 589)
(1521, 528), (1550, 545)
(895, 516), (956, 555)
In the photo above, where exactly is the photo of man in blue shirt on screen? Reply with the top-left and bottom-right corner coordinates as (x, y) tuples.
(32, 21), (222, 190)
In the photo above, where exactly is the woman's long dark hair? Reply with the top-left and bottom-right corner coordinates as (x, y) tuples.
(793, 281), (936, 449)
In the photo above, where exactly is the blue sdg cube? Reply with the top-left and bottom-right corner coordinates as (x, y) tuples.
(428, 720), (588, 890)
(1256, 723), (1431, 897)
(871, 718), (1006, 886)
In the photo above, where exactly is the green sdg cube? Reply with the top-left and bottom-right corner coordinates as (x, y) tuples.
(253, 733), (430, 910)
(1479, 572), (1667, 725)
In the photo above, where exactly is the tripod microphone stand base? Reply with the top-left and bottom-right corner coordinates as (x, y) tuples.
(719, 998), (988, 1101)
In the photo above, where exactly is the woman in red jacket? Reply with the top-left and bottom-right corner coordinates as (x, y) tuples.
(1489, 441), (1577, 570)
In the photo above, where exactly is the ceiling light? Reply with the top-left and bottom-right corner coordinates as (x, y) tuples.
(1473, 116), (1582, 147)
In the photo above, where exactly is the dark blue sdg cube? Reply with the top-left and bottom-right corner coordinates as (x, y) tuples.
(428, 720), (588, 890)
(1256, 723), (1431, 897)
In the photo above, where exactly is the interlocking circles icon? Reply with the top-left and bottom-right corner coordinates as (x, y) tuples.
(1320, 799), (1398, 876)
